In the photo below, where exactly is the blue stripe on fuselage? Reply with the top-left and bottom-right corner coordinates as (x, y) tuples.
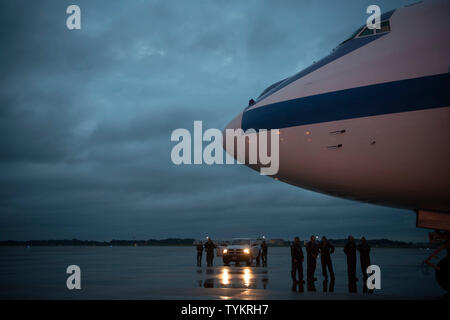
(242, 73), (450, 131)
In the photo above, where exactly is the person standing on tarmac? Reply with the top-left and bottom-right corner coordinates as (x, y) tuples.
(358, 236), (371, 291)
(319, 236), (335, 280)
(204, 237), (217, 267)
(261, 240), (268, 267)
(344, 235), (358, 281)
(196, 242), (203, 267)
(306, 235), (319, 283)
(290, 237), (304, 291)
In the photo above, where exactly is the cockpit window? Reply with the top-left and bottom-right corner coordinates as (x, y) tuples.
(338, 9), (393, 47)
(358, 26), (374, 37)
(376, 20), (391, 33)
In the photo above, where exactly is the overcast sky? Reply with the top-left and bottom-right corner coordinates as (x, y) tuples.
(0, 0), (428, 241)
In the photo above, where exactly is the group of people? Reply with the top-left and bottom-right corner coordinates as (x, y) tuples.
(291, 235), (372, 292)
(196, 235), (372, 293)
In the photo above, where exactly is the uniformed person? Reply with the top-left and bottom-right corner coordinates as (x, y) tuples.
(290, 237), (304, 290)
(319, 236), (335, 280)
(306, 235), (319, 283)
(358, 236), (371, 291)
(344, 235), (358, 281)
(204, 237), (217, 267)
(196, 242), (203, 266)
(261, 240), (268, 267)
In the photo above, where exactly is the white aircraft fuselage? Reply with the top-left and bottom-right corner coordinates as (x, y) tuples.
(224, 0), (450, 224)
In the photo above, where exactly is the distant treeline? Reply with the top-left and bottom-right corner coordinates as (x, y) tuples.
(0, 238), (438, 248)
(0, 238), (196, 247)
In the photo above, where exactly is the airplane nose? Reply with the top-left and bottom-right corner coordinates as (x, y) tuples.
(222, 112), (243, 159)
(222, 110), (277, 175)
(224, 112), (243, 131)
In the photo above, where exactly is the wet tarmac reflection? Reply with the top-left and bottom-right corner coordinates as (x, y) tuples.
(197, 266), (373, 294)
(196, 266), (269, 289)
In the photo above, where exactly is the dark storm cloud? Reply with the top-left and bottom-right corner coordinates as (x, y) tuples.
(0, 0), (426, 241)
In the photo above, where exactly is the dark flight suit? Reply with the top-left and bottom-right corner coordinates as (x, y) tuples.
(204, 241), (216, 267)
(344, 240), (357, 280)
(196, 244), (203, 266)
(290, 242), (304, 283)
(320, 242), (335, 279)
(358, 241), (371, 283)
(261, 242), (268, 266)
(306, 241), (319, 282)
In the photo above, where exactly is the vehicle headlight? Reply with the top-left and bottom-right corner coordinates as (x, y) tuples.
(223, 249), (228, 254)
(244, 248), (250, 254)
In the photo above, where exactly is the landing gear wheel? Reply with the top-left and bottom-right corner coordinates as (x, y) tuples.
(435, 257), (450, 292)
(246, 259), (252, 267)
(223, 258), (230, 266)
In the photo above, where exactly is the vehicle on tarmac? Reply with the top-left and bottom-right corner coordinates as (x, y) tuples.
(222, 238), (260, 266)
(216, 240), (230, 257)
